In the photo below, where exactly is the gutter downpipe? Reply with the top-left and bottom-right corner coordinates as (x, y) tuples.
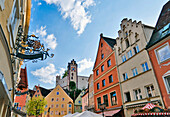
(113, 47), (125, 116)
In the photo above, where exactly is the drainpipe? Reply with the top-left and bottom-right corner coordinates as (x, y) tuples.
(114, 48), (126, 115)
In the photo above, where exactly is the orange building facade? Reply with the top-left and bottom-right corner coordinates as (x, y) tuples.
(146, 1), (170, 109)
(93, 34), (123, 116)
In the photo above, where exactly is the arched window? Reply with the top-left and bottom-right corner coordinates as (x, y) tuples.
(125, 39), (130, 48)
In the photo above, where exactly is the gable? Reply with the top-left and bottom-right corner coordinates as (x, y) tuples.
(93, 35), (114, 70)
(45, 85), (73, 102)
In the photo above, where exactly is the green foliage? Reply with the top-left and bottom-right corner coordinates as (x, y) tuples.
(26, 97), (47, 116)
(69, 88), (82, 101)
(62, 70), (68, 78)
(69, 81), (76, 91)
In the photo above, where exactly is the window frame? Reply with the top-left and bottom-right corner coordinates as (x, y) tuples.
(123, 73), (128, 81)
(102, 79), (106, 87)
(145, 85), (155, 98)
(101, 65), (104, 72)
(97, 83), (100, 90)
(162, 71), (170, 94)
(124, 92), (131, 103)
(141, 62), (149, 72)
(107, 59), (111, 67)
(103, 94), (109, 107)
(110, 91), (117, 106)
(132, 67), (138, 76)
(133, 88), (142, 100)
(97, 97), (101, 109)
(109, 75), (113, 83)
(101, 54), (104, 59)
(127, 50), (132, 58)
(96, 69), (99, 76)
(155, 42), (170, 64)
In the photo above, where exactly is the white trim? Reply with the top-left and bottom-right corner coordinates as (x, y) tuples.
(154, 42), (170, 64)
(162, 70), (170, 94)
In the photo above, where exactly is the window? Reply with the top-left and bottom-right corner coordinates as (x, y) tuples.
(133, 45), (139, 55)
(38, 94), (40, 97)
(123, 73), (128, 81)
(164, 75), (170, 94)
(69, 111), (71, 114)
(51, 98), (54, 101)
(55, 111), (58, 115)
(45, 105), (48, 108)
(56, 104), (59, 108)
(132, 68), (138, 76)
(97, 83), (100, 89)
(102, 79), (106, 87)
(51, 104), (54, 108)
(56, 98), (59, 101)
(44, 111), (47, 115)
(155, 43), (170, 63)
(134, 89), (142, 100)
(62, 98), (64, 101)
(101, 65), (104, 72)
(69, 104), (72, 107)
(107, 59), (111, 67)
(78, 100), (81, 103)
(127, 50), (132, 58)
(142, 62), (149, 72)
(101, 43), (103, 47)
(56, 92), (59, 95)
(51, 111), (53, 115)
(80, 106), (82, 110)
(124, 92), (131, 102)
(109, 75), (113, 83)
(125, 39), (130, 48)
(96, 69), (99, 76)
(103, 95), (109, 107)
(35, 95), (37, 97)
(71, 77), (73, 79)
(97, 97), (101, 109)
(122, 55), (126, 62)
(37, 90), (39, 92)
(61, 104), (64, 108)
(101, 54), (104, 59)
(146, 85), (155, 97)
(61, 111), (64, 115)
(72, 73), (73, 76)
(110, 92), (117, 106)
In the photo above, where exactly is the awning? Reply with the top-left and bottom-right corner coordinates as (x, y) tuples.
(132, 112), (170, 116)
(12, 107), (26, 117)
(99, 109), (121, 116)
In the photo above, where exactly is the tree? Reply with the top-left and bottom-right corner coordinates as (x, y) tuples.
(69, 81), (76, 91)
(62, 70), (68, 78)
(26, 97), (47, 117)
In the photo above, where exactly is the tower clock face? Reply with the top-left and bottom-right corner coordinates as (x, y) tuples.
(71, 67), (75, 71)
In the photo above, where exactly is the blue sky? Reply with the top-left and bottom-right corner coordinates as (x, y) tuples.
(25, 0), (168, 89)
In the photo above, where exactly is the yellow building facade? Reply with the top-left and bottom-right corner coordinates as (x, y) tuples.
(0, 0), (31, 116)
(43, 85), (74, 117)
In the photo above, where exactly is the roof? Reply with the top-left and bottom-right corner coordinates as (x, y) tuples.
(146, 1), (170, 49)
(102, 35), (116, 48)
(38, 86), (51, 97)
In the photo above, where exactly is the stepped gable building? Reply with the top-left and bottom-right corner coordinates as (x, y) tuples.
(56, 59), (89, 90)
(93, 34), (124, 116)
(13, 67), (28, 116)
(146, 1), (170, 109)
(115, 18), (164, 117)
(43, 85), (74, 117)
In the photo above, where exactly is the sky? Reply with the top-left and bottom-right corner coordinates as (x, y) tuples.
(25, 0), (168, 89)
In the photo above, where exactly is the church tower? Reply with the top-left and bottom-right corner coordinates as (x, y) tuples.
(67, 59), (78, 88)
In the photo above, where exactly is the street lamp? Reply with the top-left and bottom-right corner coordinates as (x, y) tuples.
(99, 103), (106, 117)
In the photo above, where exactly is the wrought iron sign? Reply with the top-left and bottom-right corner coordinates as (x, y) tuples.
(12, 26), (54, 62)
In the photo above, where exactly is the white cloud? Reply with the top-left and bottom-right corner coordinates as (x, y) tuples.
(36, 26), (47, 37)
(43, 0), (95, 35)
(31, 64), (66, 84)
(77, 58), (93, 73)
(44, 34), (57, 50)
(38, 2), (42, 5)
(35, 26), (57, 50)
(31, 64), (57, 84)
